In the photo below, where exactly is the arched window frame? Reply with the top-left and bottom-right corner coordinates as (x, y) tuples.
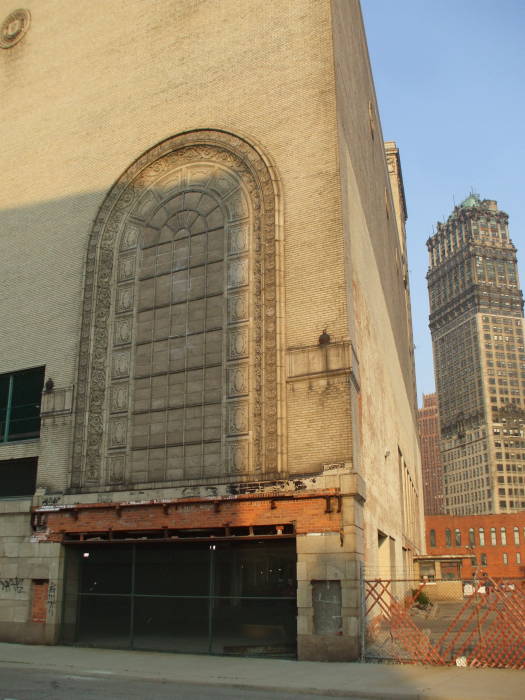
(71, 130), (283, 489)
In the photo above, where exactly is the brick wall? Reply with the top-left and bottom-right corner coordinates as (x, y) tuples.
(35, 490), (343, 542)
(418, 393), (444, 515)
(31, 579), (48, 624)
(426, 513), (525, 578)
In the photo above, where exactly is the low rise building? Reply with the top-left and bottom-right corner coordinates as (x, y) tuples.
(425, 513), (525, 579)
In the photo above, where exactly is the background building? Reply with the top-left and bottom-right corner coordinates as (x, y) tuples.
(427, 194), (525, 515)
(0, 0), (422, 660)
(425, 513), (525, 580)
(418, 393), (444, 514)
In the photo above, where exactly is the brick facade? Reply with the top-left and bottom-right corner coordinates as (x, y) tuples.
(418, 394), (444, 514)
(30, 580), (49, 624)
(426, 513), (525, 579)
(36, 490), (342, 542)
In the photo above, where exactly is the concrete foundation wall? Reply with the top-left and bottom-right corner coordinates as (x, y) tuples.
(0, 500), (62, 644)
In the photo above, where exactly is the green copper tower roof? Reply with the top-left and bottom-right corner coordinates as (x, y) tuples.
(459, 192), (481, 208)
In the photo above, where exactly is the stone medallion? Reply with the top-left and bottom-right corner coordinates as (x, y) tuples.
(0, 8), (30, 49)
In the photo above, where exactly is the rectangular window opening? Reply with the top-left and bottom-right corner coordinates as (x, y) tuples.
(0, 367), (45, 443)
(0, 456), (38, 498)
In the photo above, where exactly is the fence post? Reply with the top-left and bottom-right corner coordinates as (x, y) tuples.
(359, 560), (366, 661)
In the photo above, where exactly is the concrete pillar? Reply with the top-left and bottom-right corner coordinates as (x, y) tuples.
(296, 491), (364, 661)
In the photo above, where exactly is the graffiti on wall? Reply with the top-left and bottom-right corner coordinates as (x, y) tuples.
(47, 582), (57, 616)
(0, 577), (24, 593)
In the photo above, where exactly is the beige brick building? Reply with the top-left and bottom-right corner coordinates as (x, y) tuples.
(0, 0), (422, 660)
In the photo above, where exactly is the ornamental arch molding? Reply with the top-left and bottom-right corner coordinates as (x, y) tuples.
(71, 130), (283, 491)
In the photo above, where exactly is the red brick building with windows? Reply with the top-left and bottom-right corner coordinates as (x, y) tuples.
(417, 393), (444, 514)
(425, 512), (525, 579)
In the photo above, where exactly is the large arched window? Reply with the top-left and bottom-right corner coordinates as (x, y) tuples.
(71, 131), (281, 489)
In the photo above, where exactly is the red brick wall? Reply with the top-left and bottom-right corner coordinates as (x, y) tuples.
(31, 580), (49, 623)
(418, 393), (444, 515)
(426, 513), (525, 579)
(34, 490), (343, 542)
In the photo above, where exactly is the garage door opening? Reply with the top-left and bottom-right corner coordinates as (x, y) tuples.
(62, 539), (296, 658)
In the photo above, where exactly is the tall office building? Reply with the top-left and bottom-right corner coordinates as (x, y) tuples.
(427, 194), (525, 515)
(417, 393), (444, 515)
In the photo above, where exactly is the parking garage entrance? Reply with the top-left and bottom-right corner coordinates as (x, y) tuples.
(62, 538), (297, 657)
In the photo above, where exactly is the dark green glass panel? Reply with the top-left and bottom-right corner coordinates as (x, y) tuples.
(8, 367), (44, 441)
(0, 457), (37, 497)
(0, 375), (9, 411)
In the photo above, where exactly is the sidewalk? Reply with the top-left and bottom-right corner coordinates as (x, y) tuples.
(0, 642), (522, 700)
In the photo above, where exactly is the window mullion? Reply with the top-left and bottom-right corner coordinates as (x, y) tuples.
(3, 374), (14, 442)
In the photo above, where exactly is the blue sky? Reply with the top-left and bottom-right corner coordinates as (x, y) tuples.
(361, 0), (525, 402)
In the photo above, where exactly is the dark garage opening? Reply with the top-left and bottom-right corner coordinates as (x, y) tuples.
(62, 538), (297, 658)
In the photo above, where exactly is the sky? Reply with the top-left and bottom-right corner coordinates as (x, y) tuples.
(361, 0), (525, 403)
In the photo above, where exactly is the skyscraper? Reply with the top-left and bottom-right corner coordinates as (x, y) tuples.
(427, 194), (525, 515)
(417, 393), (444, 515)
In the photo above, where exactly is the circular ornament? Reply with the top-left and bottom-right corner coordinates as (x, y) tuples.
(0, 8), (30, 49)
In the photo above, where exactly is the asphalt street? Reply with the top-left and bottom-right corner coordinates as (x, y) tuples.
(0, 665), (365, 700)
(1, 642), (523, 700)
